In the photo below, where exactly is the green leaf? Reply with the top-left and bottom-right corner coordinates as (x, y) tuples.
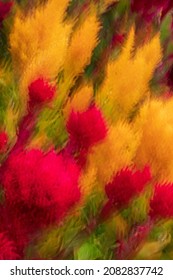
(75, 240), (102, 260)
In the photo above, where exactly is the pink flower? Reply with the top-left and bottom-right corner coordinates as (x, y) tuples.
(0, 1), (13, 25)
(149, 183), (173, 220)
(28, 78), (56, 105)
(105, 166), (151, 210)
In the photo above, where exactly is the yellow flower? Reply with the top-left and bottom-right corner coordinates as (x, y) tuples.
(88, 121), (139, 184)
(134, 98), (173, 183)
(63, 84), (93, 120)
(96, 28), (162, 123)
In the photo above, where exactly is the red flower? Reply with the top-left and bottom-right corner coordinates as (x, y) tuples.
(0, 131), (8, 152)
(1, 149), (81, 255)
(149, 184), (173, 220)
(0, 232), (19, 260)
(131, 0), (173, 21)
(2, 149), (80, 213)
(105, 166), (151, 209)
(66, 105), (107, 151)
(28, 78), (56, 105)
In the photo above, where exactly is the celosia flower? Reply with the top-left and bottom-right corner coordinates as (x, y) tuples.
(0, 232), (19, 260)
(28, 78), (56, 105)
(0, 131), (8, 152)
(66, 105), (107, 152)
(131, 0), (173, 21)
(105, 166), (151, 209)
(1, 149), (81, 254)
(149, 184), (173, 220)
(2, 149), (80, 213)
(0, 1), (13, 26)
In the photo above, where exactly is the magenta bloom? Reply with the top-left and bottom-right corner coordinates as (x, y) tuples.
(131, 0), (173, 21)
(1, 149), (81, 255)
(0, 1), (13, 25)
(105, 166), (151, 210)
(66, 105), (107, 151)
(149, 184), (173, 220)
(28, 78), (56, 105)
(2, 149), (80, 212)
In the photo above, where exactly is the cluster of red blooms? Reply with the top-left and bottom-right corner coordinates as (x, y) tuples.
(104, 165), (173, 222)
(1, 76), (173, 259)
(0, 1), (13, 26)
(131, 0), (173, 21)
(105, 166), (151, 210)
(0, 78), (81, 258)
(0, 149), (81, 257)
(0, 77), (108, 258)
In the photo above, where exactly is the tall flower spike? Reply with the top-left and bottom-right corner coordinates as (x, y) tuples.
(96, 28), (162, 122)
(105, 166), (151, 210)
(149, 184), (173, 220)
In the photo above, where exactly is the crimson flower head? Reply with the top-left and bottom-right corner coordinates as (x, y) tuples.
(66, 105), (107, 152)
(0, 232), (18, 260)
(28, 78), (56, 106)
(0, 149), (81, 255)
(105, 166), (151, 210)
(0, 131), (8, 152)
(131, 0), (173, 21)
(0, 1), (13, 25)
(149, 184), (173, 220)
(2, 149), (80, 220)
